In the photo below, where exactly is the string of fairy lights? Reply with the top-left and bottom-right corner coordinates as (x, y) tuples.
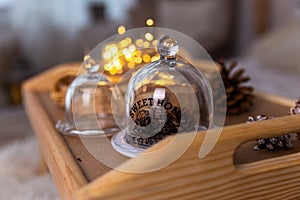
(102, 18), (160, 76)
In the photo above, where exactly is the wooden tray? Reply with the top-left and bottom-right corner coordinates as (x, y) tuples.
(22, 63), (300, 200)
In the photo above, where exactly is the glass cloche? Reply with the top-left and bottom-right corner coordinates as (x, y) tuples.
(56, 55), (119, 136)
(112, 35), (214, 157)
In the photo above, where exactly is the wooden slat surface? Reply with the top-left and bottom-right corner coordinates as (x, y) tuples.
(77, 114), (300, 200)
(23, 91), (87, 200)
(37, 92), (116, 181)
(22, 63), (87, 200)
(22, 63), (300, 200)
(32, 91), (299, 181)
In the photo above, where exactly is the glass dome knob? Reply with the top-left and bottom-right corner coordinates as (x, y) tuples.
(83, 55), (99, 73)
(157, 35), (179, 60)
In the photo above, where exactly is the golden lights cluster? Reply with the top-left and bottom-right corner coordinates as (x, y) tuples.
(102, 18), (160, 75)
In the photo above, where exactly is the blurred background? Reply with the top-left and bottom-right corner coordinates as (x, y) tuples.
(0, 0), (299, 107)
(0, 0), (299, 108)
(0, 0), (300, 198)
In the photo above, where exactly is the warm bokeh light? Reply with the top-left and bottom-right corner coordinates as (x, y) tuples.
(143, 41), (150, 48)
(125, 37), (132, 44)
(110, 67), (117, 75)
(102, 25), (162, 76)
(117, 25), (126, 35)
(103, 52), (111, 59)
(128, 61), (135, 68)
(120, 40), (128, 47)
(145, 32), (154, 41)
(142, 54), (151, 63)
(135, 39), (143, 47)
(135, 57), (142, 64)
(135, 50), (142, 57)
(152, 39), (158, 46)
(151, 55), (160, 62)
(146, 18), (154, 26)
(128, 44), (136, 52)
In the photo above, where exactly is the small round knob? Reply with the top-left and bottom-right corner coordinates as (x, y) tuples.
(83, 55), (99, 73)
(157, 35), (178, 60)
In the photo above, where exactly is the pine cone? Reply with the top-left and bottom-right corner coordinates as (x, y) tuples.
(180, 109), (196, 132)
(216, 59), (255, 115)
(289, 97), (300, 139)
(247, 115), (293, 150)
(289, 97), (300, 115)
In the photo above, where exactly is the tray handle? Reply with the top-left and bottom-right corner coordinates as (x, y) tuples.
(218, 114), (300, 174)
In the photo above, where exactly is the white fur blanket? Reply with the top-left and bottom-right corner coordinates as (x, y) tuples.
(0, 136), (58, 200)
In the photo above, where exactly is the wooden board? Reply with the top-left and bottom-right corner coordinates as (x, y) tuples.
(22, 64), (300, 200)
(77, 114), (300, 200)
